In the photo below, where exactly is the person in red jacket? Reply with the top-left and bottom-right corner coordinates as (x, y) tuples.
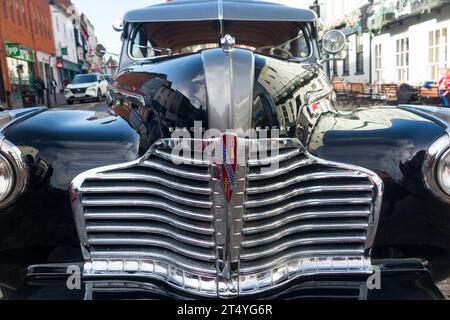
(439, 68), (450, 108)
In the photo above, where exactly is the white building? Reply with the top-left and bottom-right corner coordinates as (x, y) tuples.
(318, 0), (373, 83)
(50, 0), (81, 86)
(370, 0), (450, 84)
(85, 18), (102, 73)
(319, 0), (450, 85)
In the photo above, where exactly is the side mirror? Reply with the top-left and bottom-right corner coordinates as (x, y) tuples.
(95, 44), (106, 58)
(112, 20), (124, 32)
(322, 29), (346, 55)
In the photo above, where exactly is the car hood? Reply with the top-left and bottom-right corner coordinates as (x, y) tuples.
(66, 82), (97, 89)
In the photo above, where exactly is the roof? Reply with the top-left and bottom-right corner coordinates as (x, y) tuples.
(123, 0), (317, 23)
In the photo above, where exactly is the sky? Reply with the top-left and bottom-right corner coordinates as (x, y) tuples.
(71, 0), (163, 57)
(71, 0), (311, 59)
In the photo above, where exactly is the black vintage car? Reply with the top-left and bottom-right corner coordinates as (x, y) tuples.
(0, 0), (449, 300)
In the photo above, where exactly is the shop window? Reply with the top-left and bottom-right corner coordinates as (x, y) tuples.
(396, 37), (409, 82)
(374, 44), (382, 82)
(356, 34), (364, 74)
(428, 28), (448, 80)
(342, 46), (349, 76)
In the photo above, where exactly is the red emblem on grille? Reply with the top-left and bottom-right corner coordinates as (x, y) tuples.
(222, 134), (237, 202)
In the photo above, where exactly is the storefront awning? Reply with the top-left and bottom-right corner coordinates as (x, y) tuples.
(57, 59), (81, 72)
(5, 42), (35, 62)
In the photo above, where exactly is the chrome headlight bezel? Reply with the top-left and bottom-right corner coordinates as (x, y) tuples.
(0, 153), (14, 203)
(423, 134), (450, 203)
(0, 137), (29, 209)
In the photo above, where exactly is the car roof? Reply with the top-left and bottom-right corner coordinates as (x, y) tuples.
(123, 0), (317, 23)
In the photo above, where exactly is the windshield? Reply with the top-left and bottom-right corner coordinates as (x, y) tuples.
(72, 75), (97, 84)
(127, 21), (313, 61)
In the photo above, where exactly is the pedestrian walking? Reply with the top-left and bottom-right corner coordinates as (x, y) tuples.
(439, 68), (450, 108)
(35, 77), (46, 105)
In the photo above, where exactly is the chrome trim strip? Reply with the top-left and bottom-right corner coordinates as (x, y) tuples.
(83, 256), (371, 298)
(247, 159), (314, 181)
(243, 210), (371, 235)
(242, 223), (369, 246)
(80, 185), (213, 208)
(245, 184), (374, 208)
(202, 49), (254, 133)
(88, 237), (216, 261)
(239, 251), (367, 274)
(245, 197), (373, 221)
(142, 160), (210, 181)
(248, 149), (301, 166)
(81, 197), (213, 221)
(246, 171), (365, 194)
(240, 235), (366, 260)
(0, 107), (47, 134)
(88, 254), (216, 276)
(95, 172), (212, 195)
(84, 212), (214, 235)
(86, 224), (215, 248)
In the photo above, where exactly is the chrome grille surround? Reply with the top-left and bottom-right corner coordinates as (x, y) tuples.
(71, 137), (383, 298)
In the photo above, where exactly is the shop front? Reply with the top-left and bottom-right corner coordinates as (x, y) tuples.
(37, 51), (58, 93)
(5, 42), (36, 108)
(56, 58), (81, 87)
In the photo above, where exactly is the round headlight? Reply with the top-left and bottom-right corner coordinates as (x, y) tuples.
(0, 154), (14, 202)
(437, 148), (450, 195)
(424, 135), (450, 203)
(0, 139), (28, 209)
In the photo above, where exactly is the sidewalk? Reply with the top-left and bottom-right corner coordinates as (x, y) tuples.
(45, 91), (67, 108)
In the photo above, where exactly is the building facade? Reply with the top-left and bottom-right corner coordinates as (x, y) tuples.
(370, 0), (450, 84)
(319, 0), (450, 85)
(0, 0), (56, 108)
(105, 56), (118, 78)
(318, 0), (373, 83)
(84, 17), (101, 73)
(50, 0), (80, 87)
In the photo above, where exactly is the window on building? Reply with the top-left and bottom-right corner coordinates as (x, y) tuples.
(15, 0), (20, 25)
(375, 44), (382, 82)
(39, 11), (43, 36)
(356, 34), (364, 74)
(9, 0), (14, 22)
(343, 45), (349, 76)
(396, 37), (409, 82)
(2, 0), (7, 18)
(332, 60), (338, 78)
(428, 28), (448, 80)
(22, 0), (26, 28)
(55, 16), (60, 32)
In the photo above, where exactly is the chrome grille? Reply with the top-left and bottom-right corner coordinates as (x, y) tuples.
(72, 140), (217, 276)
(71, 138), (383, 298)
(240, 141), (378, 276)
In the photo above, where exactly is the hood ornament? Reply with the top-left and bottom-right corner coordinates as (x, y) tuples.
(220, 34), (236, 53)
